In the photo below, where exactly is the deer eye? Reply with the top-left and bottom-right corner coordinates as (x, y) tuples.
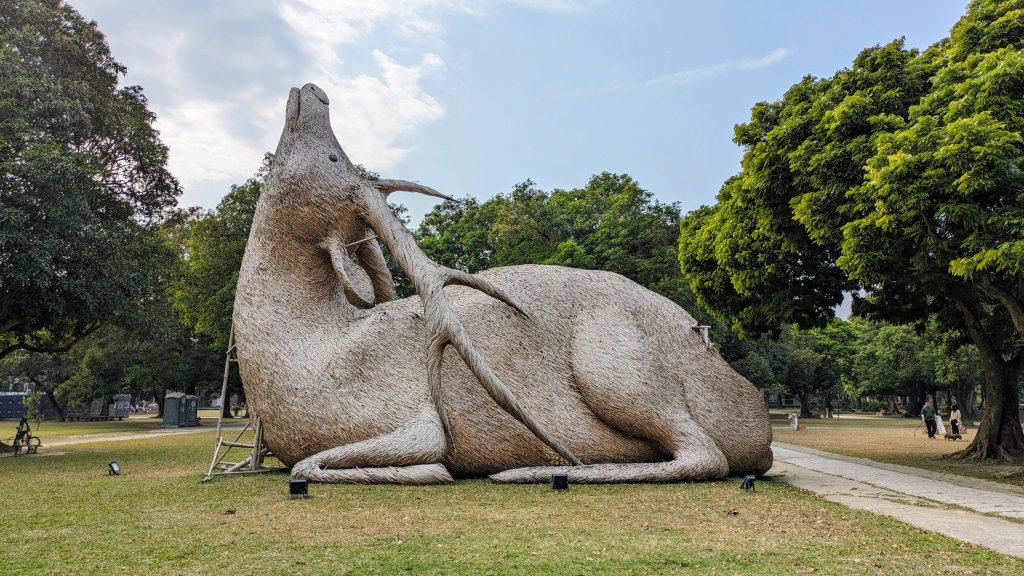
(328, 154), (338, 162)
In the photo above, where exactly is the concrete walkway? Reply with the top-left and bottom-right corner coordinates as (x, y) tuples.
(769, 443), (1024, 559)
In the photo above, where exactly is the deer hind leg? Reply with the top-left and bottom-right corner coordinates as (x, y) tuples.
(491, 306), (729, 484)
(490, 417), (728, 483)
(290, 409), (453, 485)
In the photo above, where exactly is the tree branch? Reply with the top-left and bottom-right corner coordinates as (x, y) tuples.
(951, 295), (999, 374)
(975, 274), (1024, 336)
(0, 324), (101, 360)
(919, 213), (1024, 337)
(1, 318), (20, 333)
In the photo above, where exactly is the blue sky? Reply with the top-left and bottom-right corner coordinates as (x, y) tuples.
(72, 0), (969, 224)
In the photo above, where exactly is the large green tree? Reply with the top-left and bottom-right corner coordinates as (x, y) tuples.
(679, 0), (1024, 459)
(0, 0), (180, 358)
(0, 213), (222, 419)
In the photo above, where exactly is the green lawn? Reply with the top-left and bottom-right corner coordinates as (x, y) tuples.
(1, 429), (1021, 574)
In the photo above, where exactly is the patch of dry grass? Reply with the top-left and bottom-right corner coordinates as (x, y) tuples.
(1, 431), (1021, 574)
(776, 422), (1024, 488)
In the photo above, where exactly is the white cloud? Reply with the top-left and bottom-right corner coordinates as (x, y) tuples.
(277, 0), (462, 62)
(647, 47), (795, 87)
(504, 0), (601, 13)
(273, 1), (462, 171)
(72, 0), (596, 208)
(737, 47), (794, 70)
(329, 51), (446, 169)
(156, 100), (264, 190)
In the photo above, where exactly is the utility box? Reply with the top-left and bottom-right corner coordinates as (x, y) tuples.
(163, 393), (199, 427)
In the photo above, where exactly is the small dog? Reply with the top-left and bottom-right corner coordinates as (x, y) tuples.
(944, 432), (962, 441)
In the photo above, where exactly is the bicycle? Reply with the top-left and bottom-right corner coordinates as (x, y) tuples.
(7, 417), (42, 455)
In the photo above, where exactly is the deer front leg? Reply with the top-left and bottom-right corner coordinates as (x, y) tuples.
(290, 409), (453, 485)
(355, 239), (396, 303)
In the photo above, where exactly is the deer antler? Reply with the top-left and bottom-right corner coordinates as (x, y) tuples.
(358, 179), (582, 466)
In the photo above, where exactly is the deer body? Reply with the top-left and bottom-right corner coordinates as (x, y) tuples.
(233, 84), (772, 484)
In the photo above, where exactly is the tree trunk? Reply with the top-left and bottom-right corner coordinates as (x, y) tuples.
(823, 390), (834, 417)
(797, 391), (813, 418)
(954, 385), (978, 422)
(953, 353), (1024, 461)
(951, 298), (1024, 461)
(907, 383), (926, 417)
(888, 395), (900, 414)
(43, 388), (65, 420)
(239, 388), (249, 418)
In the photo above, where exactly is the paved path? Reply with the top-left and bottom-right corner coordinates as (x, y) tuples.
(769, 443), (1024, 559)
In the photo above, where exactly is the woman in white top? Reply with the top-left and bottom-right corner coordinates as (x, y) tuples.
(949, 404), (962, 435)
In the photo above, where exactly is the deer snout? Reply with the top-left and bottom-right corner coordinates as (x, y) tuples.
(302, 83), (329, 105)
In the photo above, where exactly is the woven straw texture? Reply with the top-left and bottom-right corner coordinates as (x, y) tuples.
(232, 84), (773, 484)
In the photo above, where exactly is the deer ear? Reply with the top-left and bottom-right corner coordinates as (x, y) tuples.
(371, 179), (455, 201)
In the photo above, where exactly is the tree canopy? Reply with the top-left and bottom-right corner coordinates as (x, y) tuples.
(678, 0), (1024, 459)
(733, 319), (858, 418)
(418, 173), (707, 319)
(0, 0), (180, 358)
(171, 157), (267, 350)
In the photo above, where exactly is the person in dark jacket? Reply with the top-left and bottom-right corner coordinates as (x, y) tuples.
(921, 401), (937, 439)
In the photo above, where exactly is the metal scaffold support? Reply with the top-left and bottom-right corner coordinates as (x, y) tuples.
(202, 325), (283, 482)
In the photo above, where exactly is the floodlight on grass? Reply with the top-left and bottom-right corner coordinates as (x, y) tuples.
(740, 474), (756, 491)
(289, 478), (309, 498)
(108, 461), (121, 476)
(551, 472), (569, 490)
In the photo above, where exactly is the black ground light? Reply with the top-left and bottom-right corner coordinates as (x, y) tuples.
(289, 478), (309, 498)
(740, 474), (756, 491)
(108, 461), (121, 475)
(551, 472), (569, 490)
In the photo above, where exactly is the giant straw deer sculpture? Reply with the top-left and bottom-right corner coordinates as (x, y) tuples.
(232, 83), (773, 484)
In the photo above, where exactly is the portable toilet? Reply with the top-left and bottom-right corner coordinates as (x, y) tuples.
(163, 392), (184, 427)
(179, 395), (199, 426)
(112, 394), (131, 420)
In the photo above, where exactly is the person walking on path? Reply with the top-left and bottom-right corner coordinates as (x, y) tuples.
(921, 401), (937, 439)
(950, 404), (962, 435)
